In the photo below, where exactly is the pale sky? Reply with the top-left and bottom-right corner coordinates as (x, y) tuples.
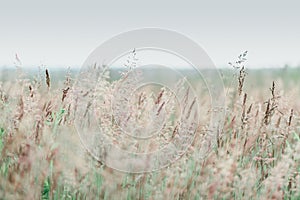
(0, 0), (299, 68)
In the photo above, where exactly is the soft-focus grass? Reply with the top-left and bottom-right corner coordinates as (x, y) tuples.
(0, 64), (300, 199)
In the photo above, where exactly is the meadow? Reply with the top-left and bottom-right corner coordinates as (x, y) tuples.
(0, 58), (300, 199)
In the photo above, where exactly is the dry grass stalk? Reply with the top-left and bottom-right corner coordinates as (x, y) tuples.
(45, 69), (50, 89)
(238, 66), (246, 96)
(62, 87), (70, 102)
(288, 109), (293, 126)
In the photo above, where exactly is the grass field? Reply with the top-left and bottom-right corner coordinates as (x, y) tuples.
(0, 61), (300, 199)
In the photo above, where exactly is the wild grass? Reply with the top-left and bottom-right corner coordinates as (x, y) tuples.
(0, 57), (300, 199)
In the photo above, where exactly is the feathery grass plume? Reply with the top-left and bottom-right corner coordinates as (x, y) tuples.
(263, 81), (279, 126)
(124, 48), (138, 70)
(228, 51), (248, 96)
